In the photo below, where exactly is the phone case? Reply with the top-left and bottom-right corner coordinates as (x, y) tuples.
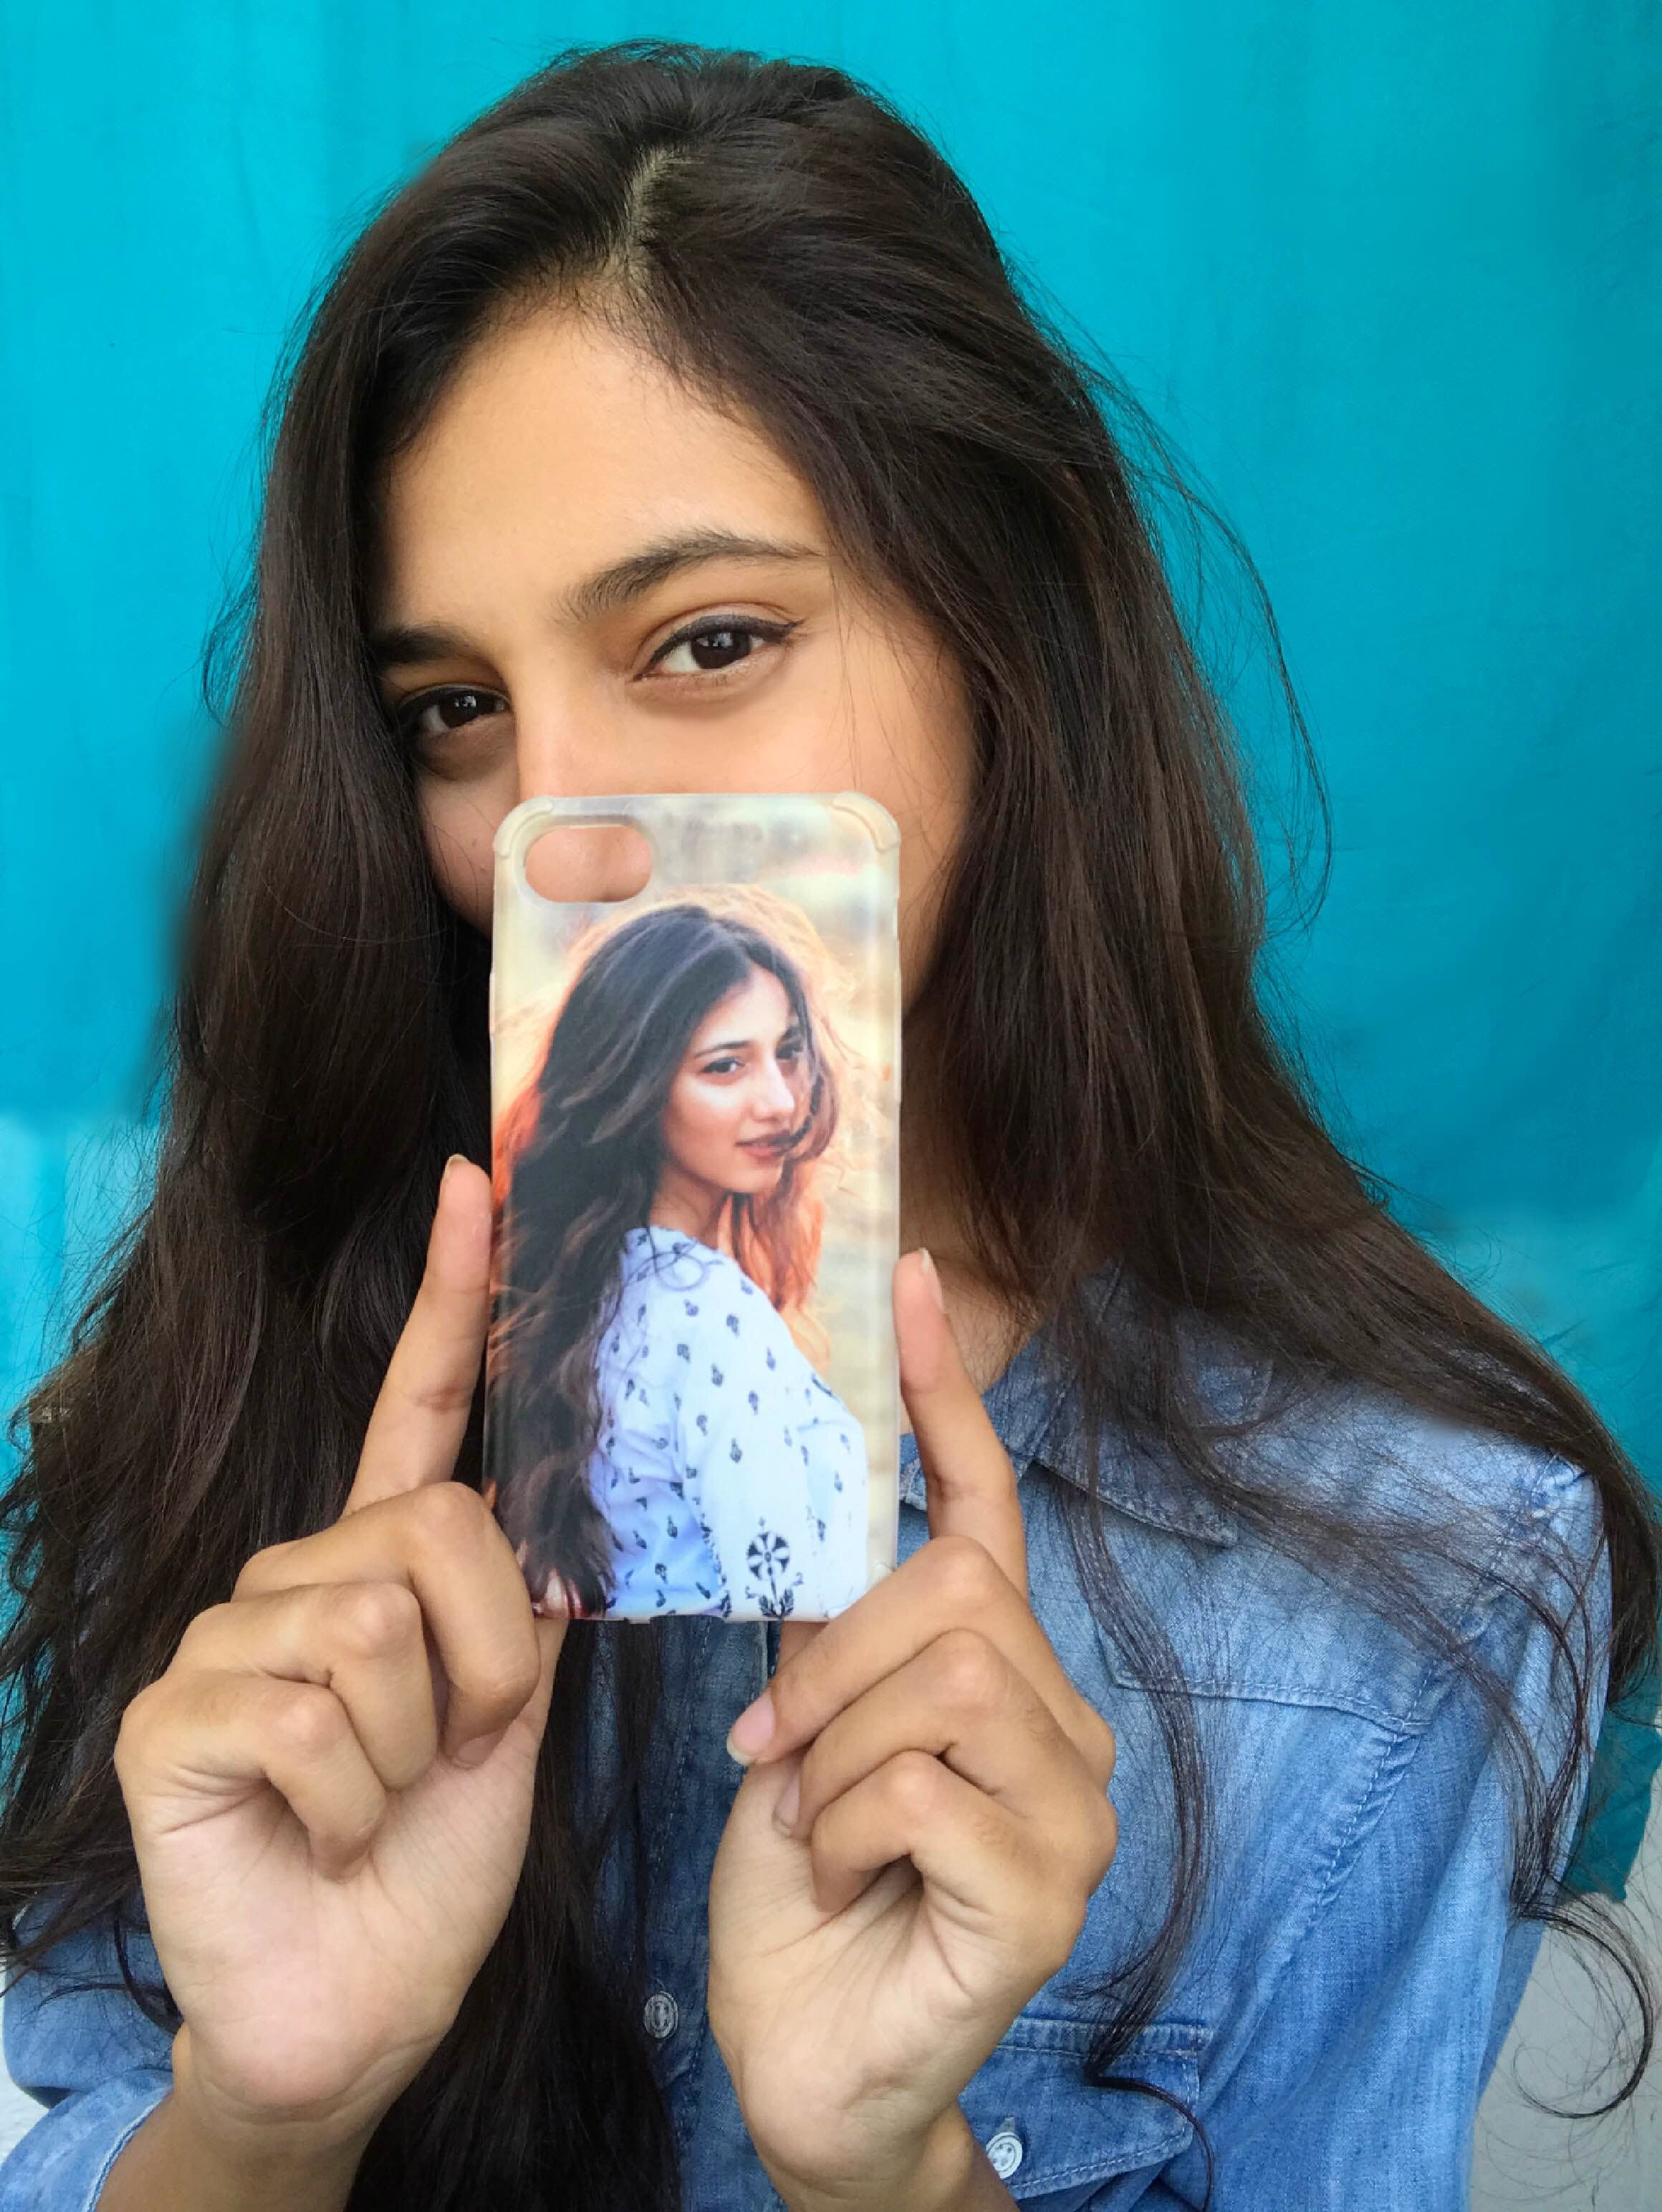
(484, 792), (901, 1625)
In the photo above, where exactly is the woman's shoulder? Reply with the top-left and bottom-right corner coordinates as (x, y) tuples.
(620, 1226), (752, 1295)
(1021, 1349), (1607, 1743)
(1225, 1374), (1608, 1711)
(620, 1229), (797, 1355)
(1243, 1364), (1598, 1540)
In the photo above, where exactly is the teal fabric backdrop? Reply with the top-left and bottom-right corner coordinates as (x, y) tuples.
(2, 6), (1657, 1884)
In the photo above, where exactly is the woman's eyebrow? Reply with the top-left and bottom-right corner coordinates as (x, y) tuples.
(558, 529), (824, 625)
(369, 529), (824, 671)
(695, 1019), (804, 1057)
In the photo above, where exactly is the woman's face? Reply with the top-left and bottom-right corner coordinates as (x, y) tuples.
(368, 299), (976, 1004)
(659, 968), (808, 1203)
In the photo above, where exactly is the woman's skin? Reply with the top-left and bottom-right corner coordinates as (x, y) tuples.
(105, 302), (1118, 2212)
(653, 968), (807, 1246)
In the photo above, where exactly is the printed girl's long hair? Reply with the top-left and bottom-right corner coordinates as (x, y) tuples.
(1, 39), (1658, 2212)
(486, 901), (838, 1617)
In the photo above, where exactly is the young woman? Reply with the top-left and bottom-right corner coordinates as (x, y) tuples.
(488, 899), (870, 1623)
(1, 37), (1656, 2212)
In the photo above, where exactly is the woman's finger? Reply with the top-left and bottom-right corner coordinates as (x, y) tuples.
(778, 1625), (1118, 1857)
(116, 1668), (388, 1882)
(233, 1481), (540, 1763)
(344, 1155), (493, 1515)
(895, 1251), (1029, 1599)
(173, 1581), (441, 1792)
(726, 1530), (1105, 1774)
(802, 1749), (1083, 1983)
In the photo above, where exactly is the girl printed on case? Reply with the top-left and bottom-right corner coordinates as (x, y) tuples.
(484, 796), (899, 1625)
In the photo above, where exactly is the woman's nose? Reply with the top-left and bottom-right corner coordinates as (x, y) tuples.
(511, 693), (641, 809)
(514, 727), (614, 809)
(755, 1060), (797, 1118)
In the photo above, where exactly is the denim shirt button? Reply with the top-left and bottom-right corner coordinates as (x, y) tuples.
(643, 1990), (679, 2039)
(984, 2118), (1024, 2179)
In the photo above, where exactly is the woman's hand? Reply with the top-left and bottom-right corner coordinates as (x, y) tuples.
(111, 1158), (565, 2173)
(706, 1251), (1119, 2212)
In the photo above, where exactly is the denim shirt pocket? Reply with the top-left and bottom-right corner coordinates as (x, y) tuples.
(958, 2008), (1209, 2206)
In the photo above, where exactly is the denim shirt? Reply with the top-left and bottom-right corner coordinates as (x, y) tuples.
(0, 1311), (1610, 2209)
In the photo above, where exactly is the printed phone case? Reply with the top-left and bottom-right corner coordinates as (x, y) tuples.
(484, 792), (901, 1624)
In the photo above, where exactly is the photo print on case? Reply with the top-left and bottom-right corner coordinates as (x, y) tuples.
(484, 793), (900, 1624)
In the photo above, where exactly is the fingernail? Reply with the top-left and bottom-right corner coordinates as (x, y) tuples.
(453, 1726), (505, 1768)
(726, 1689), (775, 1764)
(442, 1152), (469, 1185)
(774, 1769), (802, 1835)
(918, 1249), (946, 1312)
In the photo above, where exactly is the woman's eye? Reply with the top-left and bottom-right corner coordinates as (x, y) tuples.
(393, 686), (509, 746)
(701, 1056), (744, 1077)
(646, 616), (798, 683)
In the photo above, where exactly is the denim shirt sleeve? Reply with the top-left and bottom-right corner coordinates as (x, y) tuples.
(1137, 1456), (1612, 2212)
(0, 1902), (173, 2208)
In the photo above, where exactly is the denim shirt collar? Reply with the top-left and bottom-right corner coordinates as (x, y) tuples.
(895, 1284), (1269, 1549)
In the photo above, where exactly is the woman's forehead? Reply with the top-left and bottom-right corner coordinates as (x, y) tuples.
(371, 306), (830, 633)
(684, 968), (795, 1052)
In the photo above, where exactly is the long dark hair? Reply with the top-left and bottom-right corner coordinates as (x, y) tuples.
(487, 901), (837, 1617)
(2, 37), (1656, 2212)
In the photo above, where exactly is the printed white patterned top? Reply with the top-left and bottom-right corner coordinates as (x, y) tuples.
(588, 1226), (870, 1620)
